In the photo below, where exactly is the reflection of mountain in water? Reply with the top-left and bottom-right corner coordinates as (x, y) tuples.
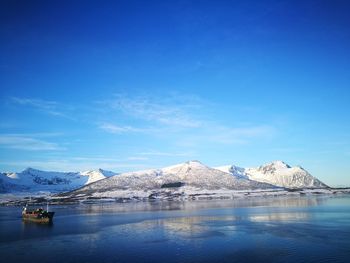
(153, 217), (207, 238)
(122, 216), (238, 239)
(236, 196), (324, 208)
(75, 196), (326, 215)
(117, 210), (313, 241)
(249, 212), (310, 222)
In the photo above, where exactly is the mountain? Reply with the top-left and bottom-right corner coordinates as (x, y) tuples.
(0, 160), (329, 197)
(216, 161), (328, 189)
(215, 165), (249, 179)
(161, 160), (270, 189)
(0, 167), (117, 193)
(0, 172), (28, 192)
(65, 160), (275, 198)
(80, 168), (116, 184)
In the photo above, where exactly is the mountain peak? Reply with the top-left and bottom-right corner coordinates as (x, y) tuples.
(183, 160), (203, 165)
(246, 160), (328, 188)
(185, 160), (204, 166)
(22, 167), (40, 173)
(215, 164), (249, 179)
(163, 160), (205, 170)
(97, 168), (116, 177)
(266, 161), (291, 169)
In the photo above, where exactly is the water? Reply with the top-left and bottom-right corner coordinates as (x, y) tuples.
(1, 195), (350, 263)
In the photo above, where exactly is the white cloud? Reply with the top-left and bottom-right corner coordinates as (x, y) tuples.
(2, 132), (64, 138)
(207, 125), (276, 144)
(70, 157), (119, 162)
(138, 151), (192, 157)
(127, 156), (149, 161)
(99, 123), (152, 134)
(270, 147), (304, 153)
(0, 134), (65, 151)
(106, 94), (202, 128)
(0, 157), (150, 173)
(97, 93), (277, 146)
(174, 125), (276, 147)
(11, 97), (58, 108)
(10, 97), (73, 119)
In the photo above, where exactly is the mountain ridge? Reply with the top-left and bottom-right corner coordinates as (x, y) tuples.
(0, 160), (328, 195)
(216, 160), (328, 189)
(0, 167), (117, 193)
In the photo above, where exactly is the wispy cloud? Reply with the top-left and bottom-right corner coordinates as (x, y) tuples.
(99, 123), (152, 134)
(206, 125), (276, 144)
(270, 147), (304, 153)
(0, 156), (151, 172)
(138, 151), (192, 157)
(0, 134), (65, 151)
(2, 132), (64, 138)
(10, 97), (73, 119)
(127, 156), (149, 161)
(69, 157), (119, 162)
(171, 124), (276, 147)
(96, 93), (277, 146)
(104, 94), (203, 128)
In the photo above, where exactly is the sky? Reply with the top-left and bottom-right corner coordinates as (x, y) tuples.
(1, 0), (350, 186)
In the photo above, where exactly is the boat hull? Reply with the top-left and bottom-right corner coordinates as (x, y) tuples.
(22, 211), (55, 223)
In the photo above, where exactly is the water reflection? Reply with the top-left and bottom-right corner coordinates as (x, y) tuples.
(117, 215), (241, 241)
(74, 195), (327, 215)
(21, 220), (54, 228)
(249, 212), (310, 222)
(1, 196), (350, 263)
(46, 196), (327, 242)
(19, 220), (54, 241)
(153, 216), (237, 238)
(121, 211), (319, 243)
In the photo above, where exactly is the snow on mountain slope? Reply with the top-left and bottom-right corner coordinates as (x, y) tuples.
(0, 173), (28, 192)
(218, 161), (328, 189)
(76, 168), (162, 194)
(0, 168), (116, 193)
(80, 168), (116, 184)
(68, 161), (275, 197)
(246, 161), (328, 188)
(215, 165), (249, 179)
(0, 160), (328, 197)
(161, 160), (268, 189)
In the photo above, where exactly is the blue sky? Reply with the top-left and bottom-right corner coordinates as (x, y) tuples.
(1, 0), (350, 186)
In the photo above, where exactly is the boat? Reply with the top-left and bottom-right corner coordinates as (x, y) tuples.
(22, 204), (55, 223)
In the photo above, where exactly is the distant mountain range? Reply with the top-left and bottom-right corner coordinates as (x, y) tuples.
(0, 168), (117, 193)
(0, 160), (328, 196)
(216, 160), (328, 189)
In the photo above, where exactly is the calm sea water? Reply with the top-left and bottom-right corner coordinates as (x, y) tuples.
(1, 195), (350, 263)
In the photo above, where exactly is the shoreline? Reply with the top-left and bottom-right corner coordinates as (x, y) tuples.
(1, 187), (350, 206)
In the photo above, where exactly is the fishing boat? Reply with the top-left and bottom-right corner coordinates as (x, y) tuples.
(22, 203), (55, 223)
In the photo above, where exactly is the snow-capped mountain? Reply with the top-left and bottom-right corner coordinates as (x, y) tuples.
(160, 161), (269, 189)
(0, 168), (117, 193)
(216, 161), (328, 189)
(0, 160), (329, 198)
(67, 160), (275, 198)
(0, 172), (28, 192)
(80, 169), (116, 184)
(215, 165), (249, 179)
